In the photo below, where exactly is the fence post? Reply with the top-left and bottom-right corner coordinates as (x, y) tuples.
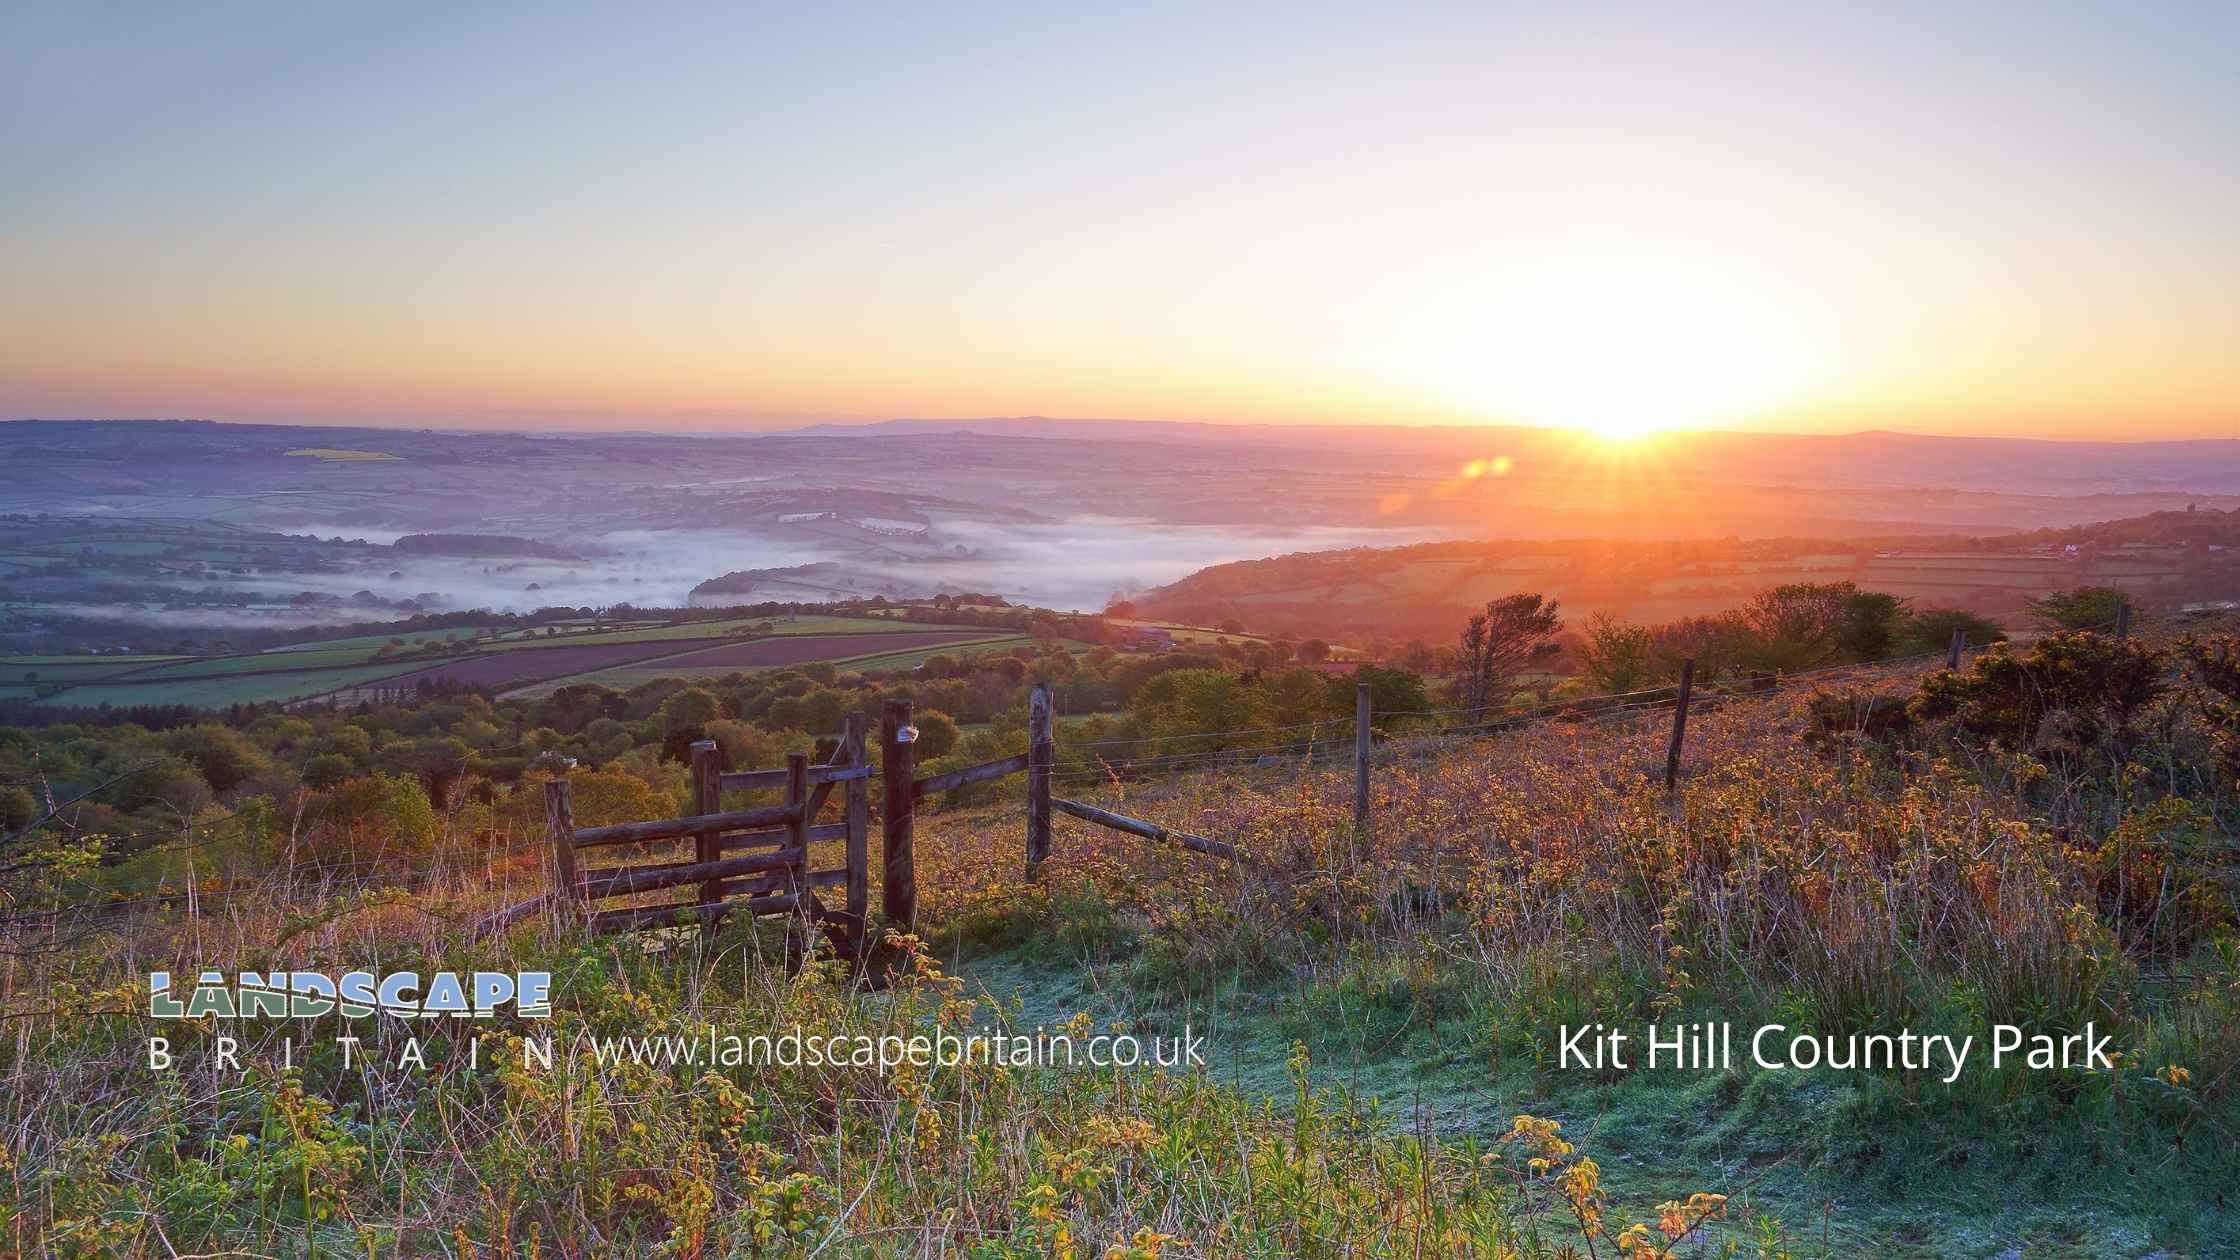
(545, 777), (581, 906)
(1353, 681), (1372, 840)
(881, 698), (916, 931)
(1026, 682), (1053, 877)
(841, 711), (869, 956)
(1664, 658), (1695, 791)
(785, 752), (810, 934)
(1946, 627), (1965, 670)
(690, 739), (723, 914)
(2115, 601), (2133, 639)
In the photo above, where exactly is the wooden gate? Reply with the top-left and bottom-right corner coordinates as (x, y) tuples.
(473, 685), (1239, 951)
(475, 714), (874, 954)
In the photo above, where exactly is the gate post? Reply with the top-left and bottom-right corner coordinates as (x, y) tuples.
(841, 711), (870, 956)
(1026, 682), (1053, 877)
(784, 752), (810, 942)
(881, 698), (917, 931)
(545, 777), (581, 908)
(690, 740), (723, 914)
(1947, 627), (1965, 670)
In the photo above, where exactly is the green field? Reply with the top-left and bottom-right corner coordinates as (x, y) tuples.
(23, 612), (1028, 710)
(111, 647), (395, 678)
(831, 634), (1039, 673)
(501, 631), (1030, 697)
(35, 662), (424, 708)
(478, 612), (946, 649)
(0, 656), (189, 681)
(262, 625), (502, 654)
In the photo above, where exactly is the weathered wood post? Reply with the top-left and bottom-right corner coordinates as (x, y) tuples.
(1026, 682), (1053, 876)
(1353, 680), (1372, 839)
(784, 751), (810, 928)
(2115, 601), (2133, 639)
(841, 711), (869, 956)
(881, 698), (916, 931)
(690, 739), (724, 913)
(1946, 627), (1965, 670)
(1664, 658), (1695, 791)
(545, 777), (581, 906)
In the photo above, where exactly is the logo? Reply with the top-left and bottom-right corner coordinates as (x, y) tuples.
(150, 970), (552, 1020)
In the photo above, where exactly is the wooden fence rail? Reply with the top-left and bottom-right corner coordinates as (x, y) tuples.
(1050, 797), (1241, 862)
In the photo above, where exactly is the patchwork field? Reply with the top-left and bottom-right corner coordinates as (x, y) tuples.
(40, 663), (434, 708)
(368, 639), (730, 691)
(508, 630), (1022, 696)
(14, 611), (1010, 709)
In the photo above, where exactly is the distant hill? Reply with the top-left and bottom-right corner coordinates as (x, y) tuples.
(790, 417), (2240, 497)
(1135, 508), (2240, 646)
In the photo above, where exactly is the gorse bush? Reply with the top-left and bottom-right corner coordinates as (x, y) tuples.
(1910, 630), (2167, 763)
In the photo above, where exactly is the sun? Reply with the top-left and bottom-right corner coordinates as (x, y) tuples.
(1365, 245), (1832, 440)
(1579, 414), (1661, 443)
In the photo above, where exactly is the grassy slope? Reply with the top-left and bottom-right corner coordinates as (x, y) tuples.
(7, 652), (2235, 1253)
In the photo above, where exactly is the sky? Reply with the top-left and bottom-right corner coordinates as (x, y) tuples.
(2, 2), (2235, 441)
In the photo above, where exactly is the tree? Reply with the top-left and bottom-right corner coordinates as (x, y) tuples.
(1337, 664), (1431, 729)
(1577, 612), (1653, 694)
(1739, 582), (1859, 671)
(913, 708), (961, 760)
(2028, 586), (2131, 632)
(657, 687), (725, 760)
(301, 753), (357, 790)
(1647, 613), (1753, 682)
(1255, 667), (1335, 729)
(1834, 590), (1908, 663)
(377, 736), (473, 810)
(1134, 669), (1255, 750)
(163, 725), (270, 796)
(1453, 594), (1561, 716)
(1297, 638), (1331, 665)
(299, 772), (438, 864)
(1104, 599), (1138, 619)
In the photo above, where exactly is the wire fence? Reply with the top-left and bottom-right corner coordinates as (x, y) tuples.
(13, 607), (2146, 933)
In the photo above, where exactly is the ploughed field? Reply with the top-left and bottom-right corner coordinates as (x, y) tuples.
(639, 630), (993, 669)
(371, 639), (730, 690)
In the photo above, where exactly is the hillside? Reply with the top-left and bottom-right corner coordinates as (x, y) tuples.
(3, 625), (2234, 1254)
(1135, 508), (2240, 645)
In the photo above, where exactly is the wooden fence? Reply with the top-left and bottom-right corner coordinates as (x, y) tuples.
(476, 629), (2066, 947)
(477, 682), (1239, 949)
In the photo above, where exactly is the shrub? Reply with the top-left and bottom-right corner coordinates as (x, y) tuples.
(297, 772), (439, 865)
(1910, 631), (2166, 763)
